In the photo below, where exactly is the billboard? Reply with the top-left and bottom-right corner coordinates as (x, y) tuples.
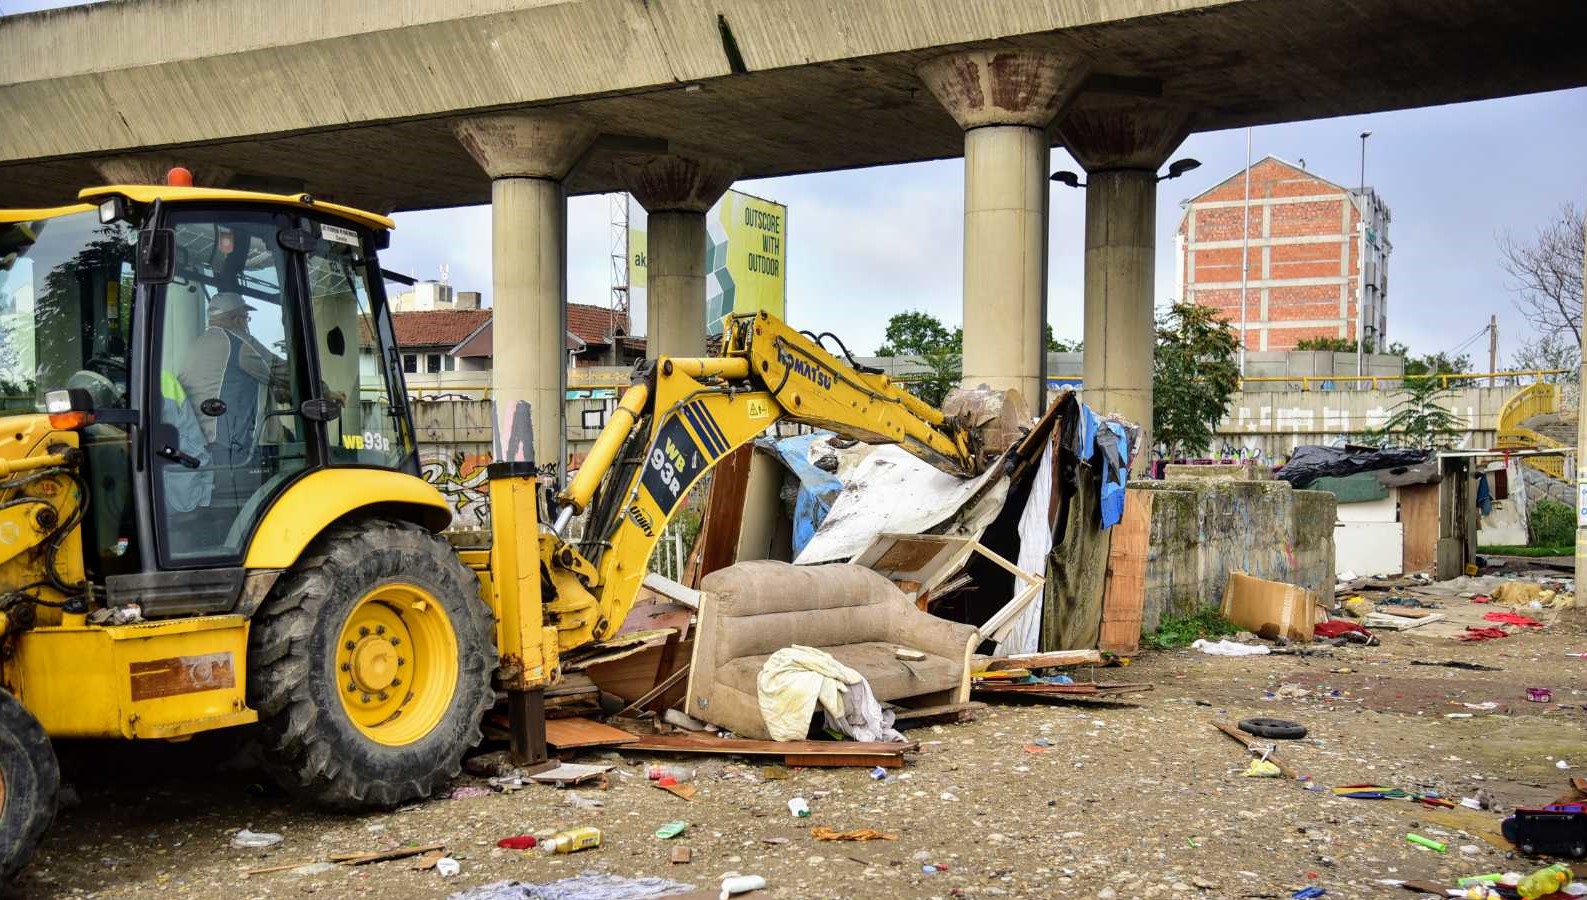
(627, 189), (787, 337)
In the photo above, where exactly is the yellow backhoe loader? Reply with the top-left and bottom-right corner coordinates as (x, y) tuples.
(0, 173), (990, 882)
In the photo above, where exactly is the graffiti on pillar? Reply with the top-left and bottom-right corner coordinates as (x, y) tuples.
(420, 448), (492, 530)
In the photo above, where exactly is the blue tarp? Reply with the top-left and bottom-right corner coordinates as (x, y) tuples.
(762, 432), (845, 557)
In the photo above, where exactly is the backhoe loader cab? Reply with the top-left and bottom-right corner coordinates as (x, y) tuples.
(0, 182), (495, 883)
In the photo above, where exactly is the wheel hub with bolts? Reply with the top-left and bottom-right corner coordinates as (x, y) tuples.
(333, 583), (458, 747)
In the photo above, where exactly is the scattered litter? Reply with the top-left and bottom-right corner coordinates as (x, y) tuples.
(646, 764), (695, 783)
(811, 827), (897, 841)
(760, 765), (791, 781)
(539, 827), (603, 855)
(496, 835), (536, 850)
(670, 845), (692, 864)
(1413, 660), (1503, 671)
(869, 766), (888, 780)
(1292, 888), (1327, 899)
(1190, 638), (1270, 657)
(1558, 760), (1573, 770)
(655, 781), (698, 801)
(788, 797), (811, 818)
(563, 791), (604, 811)
(1238, 717), (1308, 740)
(654, 821), (688, 840)
(1526, 688), (1554, 703)
(449, 786), (493, 800)
(530, 763), (614, 787)
(435, 857), (461, 877)
(1405, 833), (1447, 852)
(1244, 759), (1282, 778)
(231, 828), (283, 849)
(720, 874), (767, 898)
(291, 862), (339, 876)
(446, 874), (697, 900)
(1482, 611), (1544, 627)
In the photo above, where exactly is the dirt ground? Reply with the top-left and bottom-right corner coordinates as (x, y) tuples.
(14, 609), (1587, 899)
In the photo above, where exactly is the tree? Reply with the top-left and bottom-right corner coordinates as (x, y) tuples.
(875, 310), (961, 407)
(1378, 377), (1466, 450)
(1402, 351), (1471, 378)
(875, 310), (961, 357)
(1499, 202), (1585, 348)
(1045, 322), (1082, 353)
(1294, 336), (1361, 353)
(1153, 302), (1240, 459)
(1509, 330), (1581, 382)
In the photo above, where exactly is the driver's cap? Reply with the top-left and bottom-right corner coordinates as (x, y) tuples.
(208, 292), (257, 317)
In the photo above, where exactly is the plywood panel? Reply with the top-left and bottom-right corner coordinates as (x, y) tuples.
(1399, 482), (1439, 574)
(544, 717), (640, 750)
(1099, 490), (1151, 654)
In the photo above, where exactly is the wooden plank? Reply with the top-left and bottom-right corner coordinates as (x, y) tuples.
(585, 639), (694, 709)
(1212, 722), (1298, 779)
(1099, 489), (1152, 654)
(784, 753), (905, 768)
(544, 717), (641, 750)
(693, 444), (753, 585)
(1399, 482), (1440, 574)
(614, 664), (690, 718)
(975, 682), (1096, 695)
(983, 650), (1103, 670)
(619, 733), (915, 759)
(1374, 606), (1437, 619)
(890, 701), (986, 725)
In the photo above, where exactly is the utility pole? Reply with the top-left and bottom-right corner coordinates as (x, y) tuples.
(1574, 218), (1586, 624)
(1487, 315), (1498, 387)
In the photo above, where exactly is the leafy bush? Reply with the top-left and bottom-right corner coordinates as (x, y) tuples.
(1144, 608), (1236, 650)
(1529, 498), (1575, 548)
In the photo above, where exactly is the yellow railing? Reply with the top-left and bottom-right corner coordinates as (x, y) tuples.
(1495, 381), (1568, 479)
(1239, 369), (1570, 392)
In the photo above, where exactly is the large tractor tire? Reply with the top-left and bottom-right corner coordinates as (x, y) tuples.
(0, 689), (58, 886)
(248, 517), (495, 809)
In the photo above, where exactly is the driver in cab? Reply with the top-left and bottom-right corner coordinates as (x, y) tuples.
(178, 292), (288, 468)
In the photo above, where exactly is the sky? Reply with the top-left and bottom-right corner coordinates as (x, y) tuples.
(8, 0), (1587, 365)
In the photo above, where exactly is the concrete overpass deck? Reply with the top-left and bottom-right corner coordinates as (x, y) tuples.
(2, 0), (1584, 212)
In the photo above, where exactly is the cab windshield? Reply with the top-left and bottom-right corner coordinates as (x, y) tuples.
(0, 209), (136, 412)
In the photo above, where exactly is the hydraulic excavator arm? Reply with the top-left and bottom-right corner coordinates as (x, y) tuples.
(537, 311), (986, 658)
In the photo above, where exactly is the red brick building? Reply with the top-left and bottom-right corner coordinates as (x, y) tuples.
(1176, 156), (1390, 352)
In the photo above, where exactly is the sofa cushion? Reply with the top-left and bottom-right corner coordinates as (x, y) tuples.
(722, 641), (962, 704)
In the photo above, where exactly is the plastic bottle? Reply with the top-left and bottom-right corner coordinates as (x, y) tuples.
(647, 764), (696, 783)
(539, 826), (603, 854)
(720, 875), (767, 899)
(787, 797), (810, 817)
(1517, 863), (1569, 899)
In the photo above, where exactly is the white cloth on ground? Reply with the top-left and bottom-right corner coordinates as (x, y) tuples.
(1190, 638), (1271, 657)
(822, 671), (905, 744)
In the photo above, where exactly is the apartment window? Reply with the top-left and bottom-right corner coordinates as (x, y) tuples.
(402, 354), (417, 373)
(426, 353), (443, 374)
(582, 409), (606, 430)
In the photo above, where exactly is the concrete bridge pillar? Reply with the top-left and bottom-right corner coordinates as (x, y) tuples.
(615, 153), (740, 358)
(1056, 99), (1193, 472)
(918, 50), (1092, 407)
(92, 155), (234, 187)
(454, 114), (597, 481)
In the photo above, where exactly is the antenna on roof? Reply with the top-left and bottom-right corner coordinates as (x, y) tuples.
(439, 263), (450, 285)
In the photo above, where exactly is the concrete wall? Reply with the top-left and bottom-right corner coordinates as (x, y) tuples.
(1138, 480), (1335, 631)
(1212, 385), (1513, 464)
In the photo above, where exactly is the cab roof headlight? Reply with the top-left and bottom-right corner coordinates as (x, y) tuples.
(44, 388), (94, 430)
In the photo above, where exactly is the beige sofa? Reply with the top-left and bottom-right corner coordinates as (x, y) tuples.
(685, 560), (979, 740)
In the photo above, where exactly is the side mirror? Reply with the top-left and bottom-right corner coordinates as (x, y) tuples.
(299, 397), (343, 422)
(136, 228), (176, 284)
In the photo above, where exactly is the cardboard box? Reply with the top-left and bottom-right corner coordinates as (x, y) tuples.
(1220, 571), (1317, 642)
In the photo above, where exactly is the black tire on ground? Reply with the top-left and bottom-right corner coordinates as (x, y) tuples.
(1238, 717), (1308, 740)
(0, 689), (58, 886)
(248, 516), (495, 809)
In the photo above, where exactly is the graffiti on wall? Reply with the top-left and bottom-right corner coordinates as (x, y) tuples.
(421, 448), (492, 530)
